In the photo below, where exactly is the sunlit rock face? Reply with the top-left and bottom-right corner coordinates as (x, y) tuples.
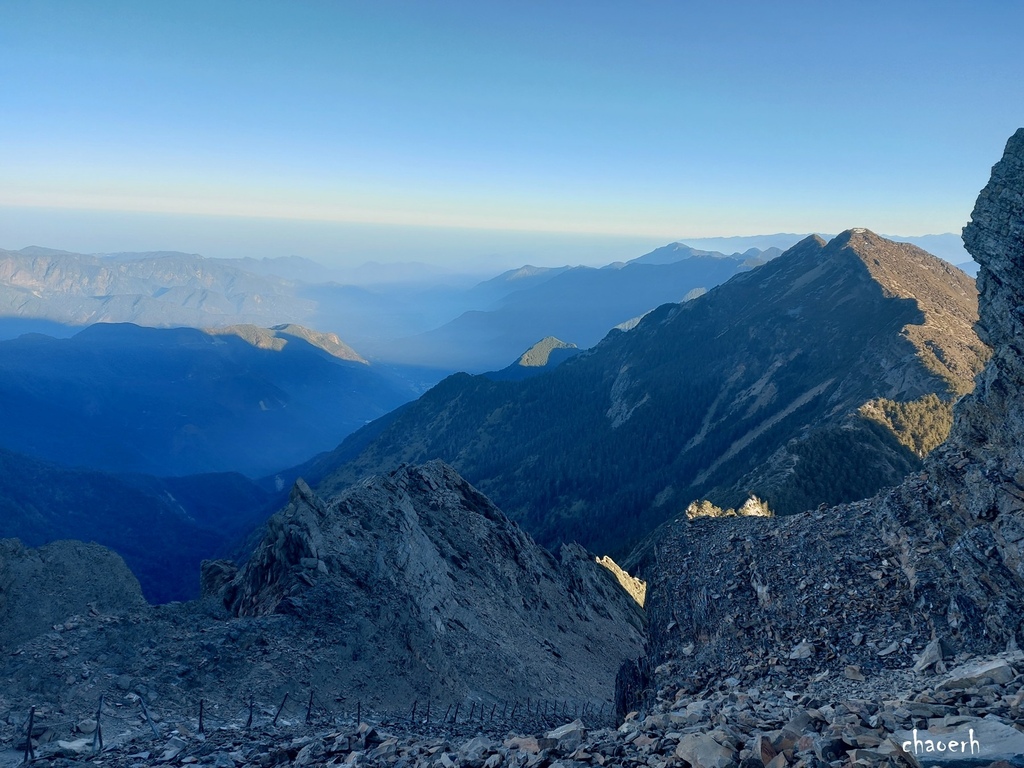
(904, 127), (1024, 646)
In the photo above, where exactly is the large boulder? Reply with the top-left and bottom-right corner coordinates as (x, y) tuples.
(0, 538), (146, 652)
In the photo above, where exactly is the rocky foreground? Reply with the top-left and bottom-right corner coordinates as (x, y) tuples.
(4, 648), (1022, 767)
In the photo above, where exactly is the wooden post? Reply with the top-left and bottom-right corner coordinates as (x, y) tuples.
(526, 697), (531, 716)
(451, 703), (459, 724)
(306, 691), (314, 725)
(490, 703), (496, 721)
(22, 706), (35, 765)
(273, 693), (289, 726)
(93, 695), (104, 754)
(356, 701), (361, 725)
(139, 697), (159, 738)
(198, 699), (205, 735)
(425, 701), (431, 725)
(442, 704), (452, 724)
(468, 702), (475, 722)
(409, 700), (417, 725)
(246, 696), (254, 730)
(510, 701), (518, 720)
(501, 701), (507, 719)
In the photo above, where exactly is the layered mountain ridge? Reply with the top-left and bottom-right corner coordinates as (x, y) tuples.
(381, 254), (759, 371)
(0, 242), (776, 373)
(0, 248), (313, 330)
(306, 228), (986, 558)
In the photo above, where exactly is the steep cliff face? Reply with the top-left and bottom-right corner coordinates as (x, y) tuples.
(936, 128), (1024, 521)
(897, 127), (1024, 646)
(630, 129), (1024, 701)
(212, 460), (645, 704)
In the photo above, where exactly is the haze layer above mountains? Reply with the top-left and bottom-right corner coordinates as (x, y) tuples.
(0, 233), (973, 372)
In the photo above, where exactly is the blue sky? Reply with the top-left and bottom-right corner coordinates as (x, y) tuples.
(2, 1), (1022, 267)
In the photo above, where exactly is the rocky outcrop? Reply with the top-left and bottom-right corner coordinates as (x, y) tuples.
(630, 129), (1024, 707)
(218, 461), (645, 704)
(0, 538), (146, 652)
(515, 336), (579, 368)
(596, 555), (647, 606)
(895, 127), (1024, 647)
(934, 127), (1024, 521)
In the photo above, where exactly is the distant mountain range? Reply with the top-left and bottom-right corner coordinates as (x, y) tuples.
(300, 230), (987, 560)
(623, 242), (781, 266)
(375, 247), (774, 371)
(0, 246), (314, 331)
(0, 237), (974, 372)
(0, 322), (418, 478)
(0, 244), (771, 373)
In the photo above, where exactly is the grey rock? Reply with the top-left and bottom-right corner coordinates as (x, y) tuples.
(0, 538), (146, 652)
(222, 461), (644, 704)
(936, 656), (1019, 690)
(545, 720), (586, 751)
(460, 735), (496, 762)
(788, 641), (814, 660)
(913, 639), (944, 674)
(200, 559), (238, 599)
(675, 731), (737, 768)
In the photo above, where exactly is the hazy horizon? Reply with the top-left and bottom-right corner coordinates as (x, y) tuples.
(0, 205), (973, 274)
(3, 1), (1022, 270)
